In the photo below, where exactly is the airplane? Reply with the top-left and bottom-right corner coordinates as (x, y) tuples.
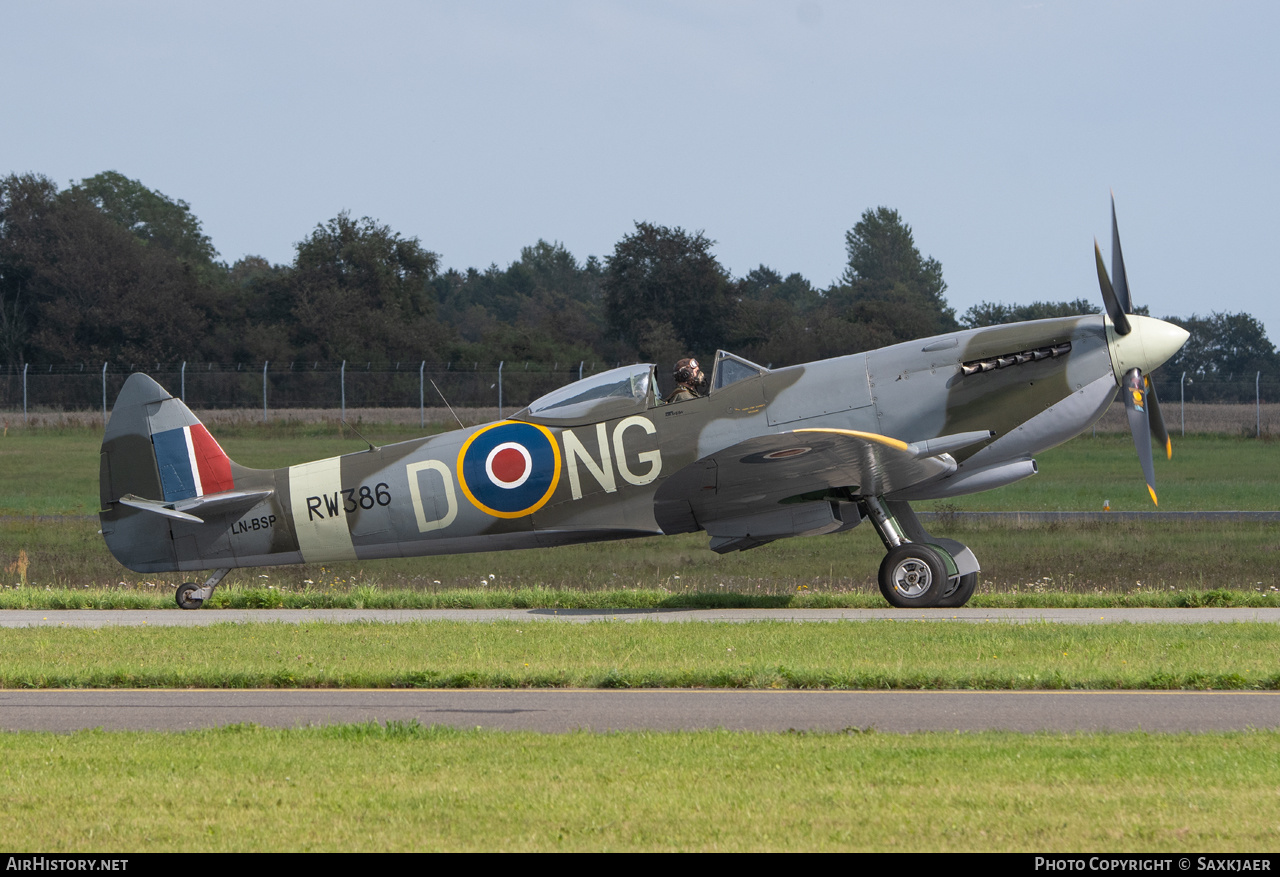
(99, 198), (1188, 610)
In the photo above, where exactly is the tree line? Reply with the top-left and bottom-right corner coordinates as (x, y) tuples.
(1, 171), (1274, 402)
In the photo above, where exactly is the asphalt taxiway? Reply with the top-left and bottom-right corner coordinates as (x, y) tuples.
(3, 689), (1278, 733)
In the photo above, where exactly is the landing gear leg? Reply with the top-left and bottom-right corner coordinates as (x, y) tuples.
(861, 498), (980, 608)
(175, 568), (230, 610)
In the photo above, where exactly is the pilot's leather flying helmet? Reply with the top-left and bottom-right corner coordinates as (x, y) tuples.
(673, 358), (700, 384)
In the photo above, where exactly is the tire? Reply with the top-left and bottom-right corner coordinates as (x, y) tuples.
(877, 543), (949, 608)
(175, 582), (203, 610)
(935, 572), (978, 608)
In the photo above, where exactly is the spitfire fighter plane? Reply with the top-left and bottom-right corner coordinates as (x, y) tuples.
(100, 200), (1188, 609)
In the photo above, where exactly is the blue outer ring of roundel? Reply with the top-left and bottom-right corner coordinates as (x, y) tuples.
(457, 421), (562, 518)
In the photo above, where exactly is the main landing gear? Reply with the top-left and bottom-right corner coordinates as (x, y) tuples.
(175, 568), (231, 610)
(860, 497), (979, 608)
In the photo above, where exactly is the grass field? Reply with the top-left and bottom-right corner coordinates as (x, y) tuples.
(3, 620), (1277, 690)
(4, 724), (1278, 852)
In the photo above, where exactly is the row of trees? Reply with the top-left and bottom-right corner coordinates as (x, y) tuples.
(1, 170), (1275, 401)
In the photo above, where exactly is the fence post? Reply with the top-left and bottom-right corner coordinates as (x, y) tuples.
(579, 361), (584, 381)
(22, 363), (28, 423)
(1180, 372), (1185, 437)
(263, 361), (269, 423)
(1257, 371), (1262, 438)
(181, 361), (186, 403)
(419, 361), (425, 429)
(341, 361), (346, 423)
(101, 362), (108, 425)
(498, 360), (504, 418)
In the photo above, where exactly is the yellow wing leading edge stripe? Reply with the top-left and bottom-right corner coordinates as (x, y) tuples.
(792, 427), (911, 452)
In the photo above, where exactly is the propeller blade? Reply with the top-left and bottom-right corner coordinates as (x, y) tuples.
(1101, 197), (1173, 503)
(1123, 368), (1158, 504)
(1145, 374), (1172, 460)
(1095, 240), (1132, 335)
(1110, 194), (1133, 314)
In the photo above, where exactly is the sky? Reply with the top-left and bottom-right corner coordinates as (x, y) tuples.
(5, 1), (1278, 343)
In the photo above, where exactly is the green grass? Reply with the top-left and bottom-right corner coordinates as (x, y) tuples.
(3, 620), (1277, 690)
(2, 724), (1277, 851)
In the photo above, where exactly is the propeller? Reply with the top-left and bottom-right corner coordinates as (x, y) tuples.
(1095, 194), (1173, 505)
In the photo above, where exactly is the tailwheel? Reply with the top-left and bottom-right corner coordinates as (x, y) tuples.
(936, 572), (978, 609)
(175, 582), (203, 610)
(878, 543), (949, 608)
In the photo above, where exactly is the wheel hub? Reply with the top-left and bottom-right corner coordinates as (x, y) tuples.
(891, 558), (934, 597)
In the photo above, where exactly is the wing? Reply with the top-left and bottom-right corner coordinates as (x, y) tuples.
(654, 428), (991, 551)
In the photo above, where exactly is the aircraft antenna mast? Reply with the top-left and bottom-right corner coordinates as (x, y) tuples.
(431, 379), (466, 430)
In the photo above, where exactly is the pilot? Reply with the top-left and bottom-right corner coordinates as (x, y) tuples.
(664, 357), (706, 403)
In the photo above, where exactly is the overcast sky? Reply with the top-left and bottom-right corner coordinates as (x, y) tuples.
(5, 1), (1277, 344)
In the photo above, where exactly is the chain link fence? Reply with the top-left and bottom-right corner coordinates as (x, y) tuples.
(0, 360), (626, 421)
(3, 362), (1279, 434)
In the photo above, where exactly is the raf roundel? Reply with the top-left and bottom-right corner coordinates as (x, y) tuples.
(457, 421), (561, 518)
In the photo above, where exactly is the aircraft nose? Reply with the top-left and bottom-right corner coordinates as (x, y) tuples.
(1106, 314), (1190, 383)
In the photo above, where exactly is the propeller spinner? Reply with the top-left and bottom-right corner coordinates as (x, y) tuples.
(1097, 195), (1189, 504)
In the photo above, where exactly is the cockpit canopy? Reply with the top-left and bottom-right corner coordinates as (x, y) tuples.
(513, 363), (656, 426)
(512, 351), (770, 426)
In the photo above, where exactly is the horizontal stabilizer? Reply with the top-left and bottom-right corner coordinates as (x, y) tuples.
(176, 488), (274, 517)
(118, 489), (274, 524)
(118, 495), (205, 523)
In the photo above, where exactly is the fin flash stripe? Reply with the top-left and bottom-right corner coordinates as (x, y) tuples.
(153, 425), (234, 502)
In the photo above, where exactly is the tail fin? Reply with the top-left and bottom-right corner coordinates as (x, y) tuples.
(100, 373), (237, 507)
(100, 374), (256, 572)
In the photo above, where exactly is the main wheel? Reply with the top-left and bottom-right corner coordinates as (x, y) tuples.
(935, 572), (978, 608)
(878, 544), (949, 608)
(175, 582), (203, 610)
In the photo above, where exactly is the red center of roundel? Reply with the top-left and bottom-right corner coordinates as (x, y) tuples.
(491, 446), (528, 484)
